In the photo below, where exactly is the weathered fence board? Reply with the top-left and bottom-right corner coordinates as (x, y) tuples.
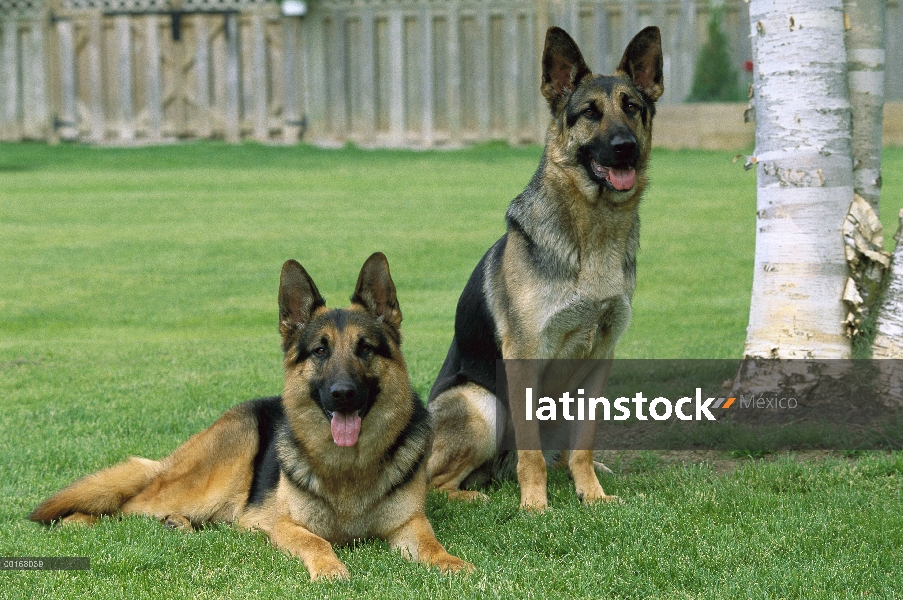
(1, 0), (902, 146)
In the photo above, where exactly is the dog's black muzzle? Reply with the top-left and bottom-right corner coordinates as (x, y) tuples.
(608, 133), (638, 167)
(578, 128), (641, 191)
(317, 376), (374, 419)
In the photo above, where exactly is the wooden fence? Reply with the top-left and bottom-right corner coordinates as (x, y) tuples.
(1, 0), (901, 146)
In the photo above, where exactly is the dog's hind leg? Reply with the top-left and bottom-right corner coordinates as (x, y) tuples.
(162, 514), (195, 531)
(60, 513), (99, 525)
(29, 456), (162, 524)
(593, 460), (613, 475)
(120, 405), (260, 524)
(427, 384), (498, 502)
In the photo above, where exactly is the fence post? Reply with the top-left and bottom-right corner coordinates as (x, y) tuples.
(421, 6), (434, 148)
(0, 20), (19, 141)
(20, 20), (49, 140)
(564, 0), (578, 41)
(114, 15), (134, 141)
(57, 16), (78, 141)
(535, 0), (549, 144)
(282, 13), (301, 143)
(329, 9), (347, 141)
(224, 11), (241, 143)
(145, 15), (163, 141)
(504, 9), (518, 144)
(591, 1), (609, 72)
(195, 15), (212, 139)
(621, 0), (638, 47)
(301, 10), (326, 142)
(475, 4), (489, 140)
(675, 0), (696, 104)
(251, 11), (268, 141)
(388, 8), (404, 146)
(359, 5), (376, 145)
(86, 11), (104, 142)
(447, 1), (461, 146)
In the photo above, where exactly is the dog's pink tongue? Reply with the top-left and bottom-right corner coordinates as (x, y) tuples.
(330, 412), (362, 447)
(607, 168), (636, 191)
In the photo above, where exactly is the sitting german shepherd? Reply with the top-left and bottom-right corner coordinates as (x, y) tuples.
(31, 253), (472, 580)
(427, 27), (664, 510)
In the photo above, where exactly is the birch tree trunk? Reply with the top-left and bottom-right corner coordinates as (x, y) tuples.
(744, 0), (854, 360)
(844, 0), (903, 358)
(856, 1), (903, 360)
(844, 0), (885, 214)
(872, 211), (903, 358)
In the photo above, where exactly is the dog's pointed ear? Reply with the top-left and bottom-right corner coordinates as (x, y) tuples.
(278, 259), (325, 352)
(617, 26), (664, 102)
(351, 252), (402, 331)
(541, 27), (592, 116)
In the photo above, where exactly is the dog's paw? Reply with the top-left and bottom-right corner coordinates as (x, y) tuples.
(433, 553), (475, 574)
(519, 493), (549, 513)
(594, 494), (620, 504)
(60, 512), (99, 526)
(309, 558), (350, 582)
(575, 478), (620, 505)
(444, 490), (489, 503)
(520, 502), (548, 513)
(162, 514), (194, 532)
(577, 490), (620, 505)
(593, 460), (614, 475)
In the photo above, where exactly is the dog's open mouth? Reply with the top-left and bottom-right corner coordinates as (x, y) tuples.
(590, 159), (636, 191)
(328, 411), (362, 447)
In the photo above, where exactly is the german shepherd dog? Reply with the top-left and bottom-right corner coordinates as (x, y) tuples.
(427, 27), (663, 511)
(31, 253), (472, 580)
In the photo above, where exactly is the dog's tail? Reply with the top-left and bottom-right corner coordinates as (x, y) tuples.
(29, 457), (161, 524)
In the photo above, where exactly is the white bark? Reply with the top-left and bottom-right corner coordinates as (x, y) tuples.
(745, 0), (853, 359)
(846, 0), (903, 360)
(873, 211), (903, 358)
(844, 0), (885, 215)
(842, 194), (889, 334)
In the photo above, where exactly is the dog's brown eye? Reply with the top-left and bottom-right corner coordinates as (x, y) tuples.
(359, 342), (373, 356)
(313, 346), (327, 357)
(583, 107), (599, 119)
(625, 102), (638, 114)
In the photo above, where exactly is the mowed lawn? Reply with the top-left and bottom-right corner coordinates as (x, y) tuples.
(1, 142), (902, 598)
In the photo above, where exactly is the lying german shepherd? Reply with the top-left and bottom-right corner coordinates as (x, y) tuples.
(427, 26), (664, 511)
(31, 253), (472, 580)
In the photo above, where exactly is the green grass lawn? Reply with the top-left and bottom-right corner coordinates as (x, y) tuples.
(1, 142), (902, 598)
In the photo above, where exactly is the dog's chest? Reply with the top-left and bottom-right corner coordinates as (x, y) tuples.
(288, 469), (392, 541)
(492, 209), (639, 359)
(538, 290), (632, 359)
(531, 246), (635, 358)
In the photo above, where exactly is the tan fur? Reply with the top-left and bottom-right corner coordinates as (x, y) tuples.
(30, 456), (162, 523)
(427, 383), (496, 502)
(428, 26), (664, 511)
(31, 253), (472, 580)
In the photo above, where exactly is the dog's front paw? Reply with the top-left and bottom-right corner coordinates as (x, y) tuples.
(434, 553), (475, 574)
(582, 493), (620, 504)
(308, 557), (350, 582)
(576, 483), (619, 505)
(519, 489), (548, 512)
